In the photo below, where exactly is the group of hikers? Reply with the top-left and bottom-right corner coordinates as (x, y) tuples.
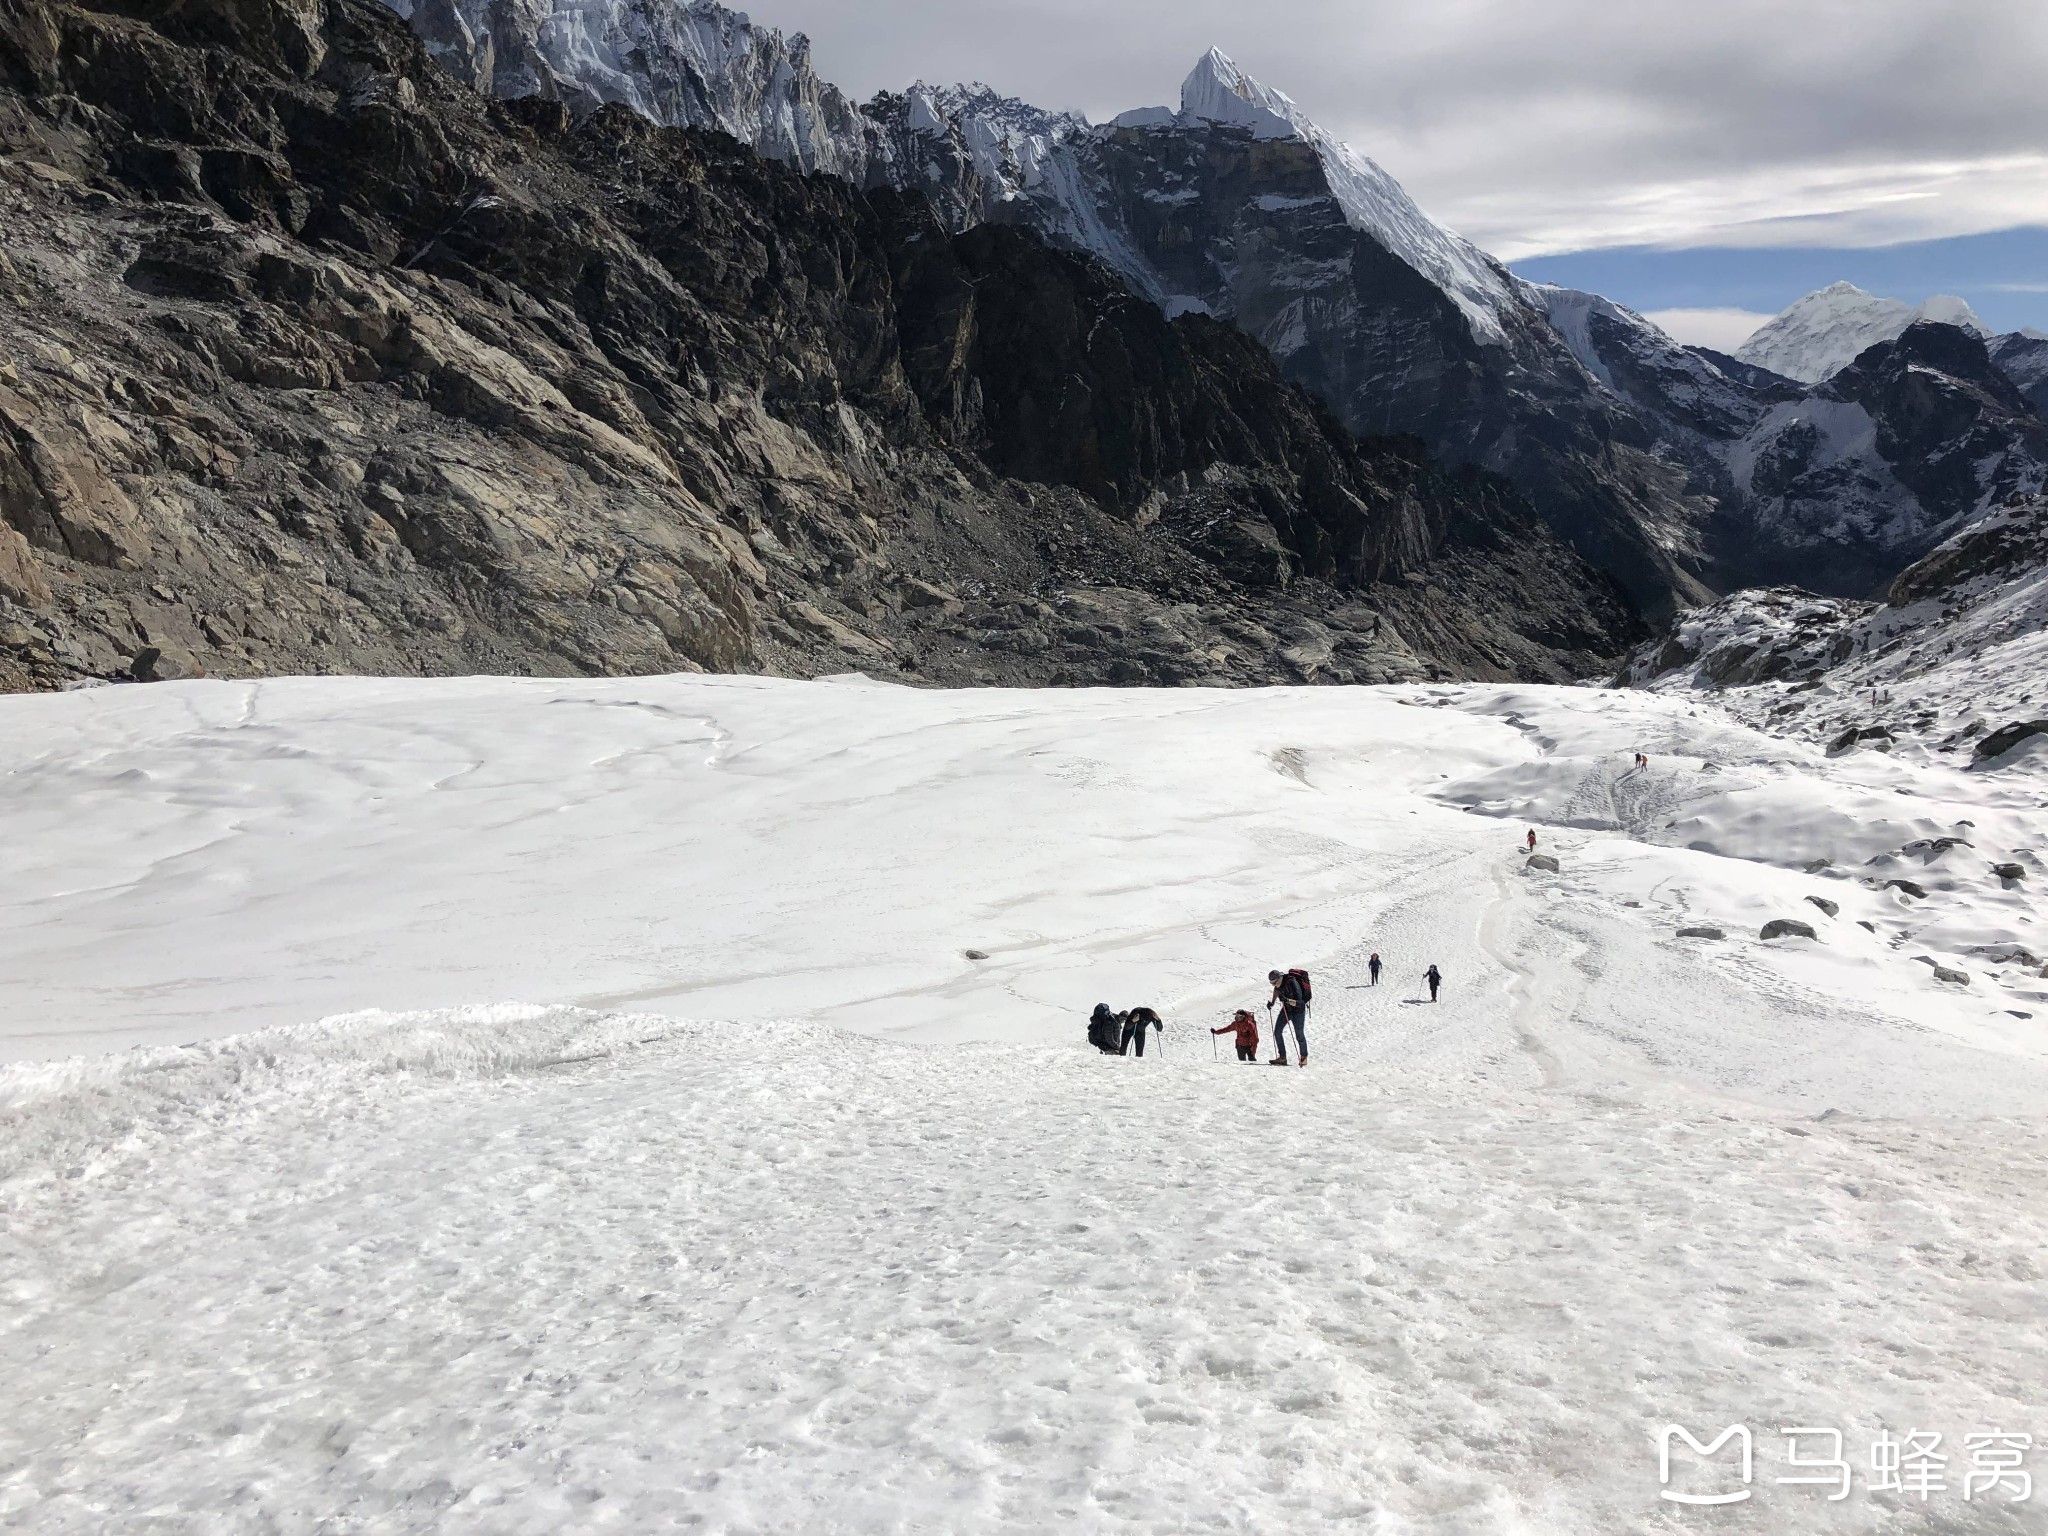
(1088, 956), (1445, 1067)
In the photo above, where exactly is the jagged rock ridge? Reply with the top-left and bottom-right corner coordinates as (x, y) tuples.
(0, 0), (1646, 694)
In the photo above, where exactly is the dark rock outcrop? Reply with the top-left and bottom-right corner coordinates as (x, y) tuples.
(0, 0), (1645, 694)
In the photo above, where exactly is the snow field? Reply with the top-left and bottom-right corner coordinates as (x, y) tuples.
(3, 673), (2047, 1531)
(4, 1004), (2045, 1533)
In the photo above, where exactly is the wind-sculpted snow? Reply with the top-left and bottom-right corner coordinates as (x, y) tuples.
(3, 674), (2047, 1529)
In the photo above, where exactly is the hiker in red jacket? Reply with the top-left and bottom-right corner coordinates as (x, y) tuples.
(1212, 1009), (1260, 1062)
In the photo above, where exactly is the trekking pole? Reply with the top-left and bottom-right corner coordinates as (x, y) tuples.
(1211, 1029), (1219, 1062)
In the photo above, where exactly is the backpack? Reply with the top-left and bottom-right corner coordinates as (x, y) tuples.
(1284, 968), (1312, 1004)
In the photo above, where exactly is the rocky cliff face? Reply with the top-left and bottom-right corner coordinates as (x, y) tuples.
(372, 0), (2048, 620)
(376, 0), (1721, 617)
(1556, 301), (2048, 596)
(0, 0), (1645, 694)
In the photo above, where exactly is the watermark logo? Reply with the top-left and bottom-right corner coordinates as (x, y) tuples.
(1656, 1424), (2033, 1506)
(1658, 1425), (1753, 1505)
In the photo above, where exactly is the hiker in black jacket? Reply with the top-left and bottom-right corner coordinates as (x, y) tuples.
(1267, 968), (1310, 1067)
(1424, 965), (1442, 1002)
(1121, 1005), (1163, 1057)
(1088, 1003), (1125, 1053)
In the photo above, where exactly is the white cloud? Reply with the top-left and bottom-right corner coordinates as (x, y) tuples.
(759, 0), (2048, 259)
(1641, 308), (1775, 351)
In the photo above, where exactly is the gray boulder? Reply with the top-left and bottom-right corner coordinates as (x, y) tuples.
(1761, 918), (1818, 941)
(1525, 854), (1560, 873)
(1976, 720), (2048, 760)
(1993, 862), (2026, 881)
(1805, 896), (1839, 918)
(1677, 925), (1726, 940)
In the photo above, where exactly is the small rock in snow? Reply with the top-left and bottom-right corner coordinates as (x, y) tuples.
(1525, 854), (1560, 873)
(1676, 925), (1726, 940)
(963, 949), (989, 960)
(1805, 896), (1839, 918)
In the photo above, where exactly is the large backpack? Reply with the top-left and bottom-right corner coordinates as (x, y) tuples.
(1285, 968), (1312, 1004)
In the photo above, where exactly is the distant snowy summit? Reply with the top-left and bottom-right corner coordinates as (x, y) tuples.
(1735, 281), (1989, 384)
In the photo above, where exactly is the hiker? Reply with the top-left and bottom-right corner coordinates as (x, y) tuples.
(1368, 952), (1382, 986)
(1526, 828), (1538, 852)
(1267, 968), (1311, 1067)
(1122, 1005), (1164, 1057)
(1424, 964), (1442, 1002)
(1212, 1009), (1260, 1062)
(1088, 1003), (1124, 1054)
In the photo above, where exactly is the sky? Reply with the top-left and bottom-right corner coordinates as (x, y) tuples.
(754, 0), (2048, 346)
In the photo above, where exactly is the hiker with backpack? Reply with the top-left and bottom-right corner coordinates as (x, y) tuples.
(1212, 1009), (1260, 1062)
(1267, 968), (1311, 1066)
(1122, 1005), (1164, 1057)
(1088, 1003), (1125, 1054)
(1368, 952), (1382, 986)
(1424, 965), (1442, 1002)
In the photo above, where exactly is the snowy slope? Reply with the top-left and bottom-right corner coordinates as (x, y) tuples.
(4, 675), (2048, 1533)
(3, 675), (2046, 1531)
(1736, 281), (1990, 384)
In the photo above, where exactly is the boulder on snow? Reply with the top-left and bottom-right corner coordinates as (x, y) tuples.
(1805, 896), (1839, 918)
(1677, 925), (1726, 940)
(1760, 918), (1818, 941)
(1975, 720), (2048, 761)
(1993, 862), (2026, 881)
(1883, 878), (1928, 899)
(1827, 724), (1894, 757)
(1525, 853), (1560, 873)
(963, 949), (989, 960)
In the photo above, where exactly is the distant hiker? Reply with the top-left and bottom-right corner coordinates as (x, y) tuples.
(1267, 968), (1311, 1066)
(1213, 1009), (1260, 1062)
(1526, 829), (1538, 852)
(1368, 952), (1382, 986)
(1088, 1003), (1124, 1054)
(1122, 1005), (1164, 1058)
(1424, 965), (1442, 1002)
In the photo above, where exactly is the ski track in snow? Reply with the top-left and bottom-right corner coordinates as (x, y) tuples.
(2, 674), (2045, 1533)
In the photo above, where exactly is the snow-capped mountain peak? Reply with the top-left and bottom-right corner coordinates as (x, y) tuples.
(1178, 47), (1302, 140)
(1165, 48), (1515, 343)
(1735, 281), (1990, 384)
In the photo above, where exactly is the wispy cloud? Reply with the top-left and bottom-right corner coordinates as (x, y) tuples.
(763, 0), (2048, 258)
(1641, 308), (1776, 351)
